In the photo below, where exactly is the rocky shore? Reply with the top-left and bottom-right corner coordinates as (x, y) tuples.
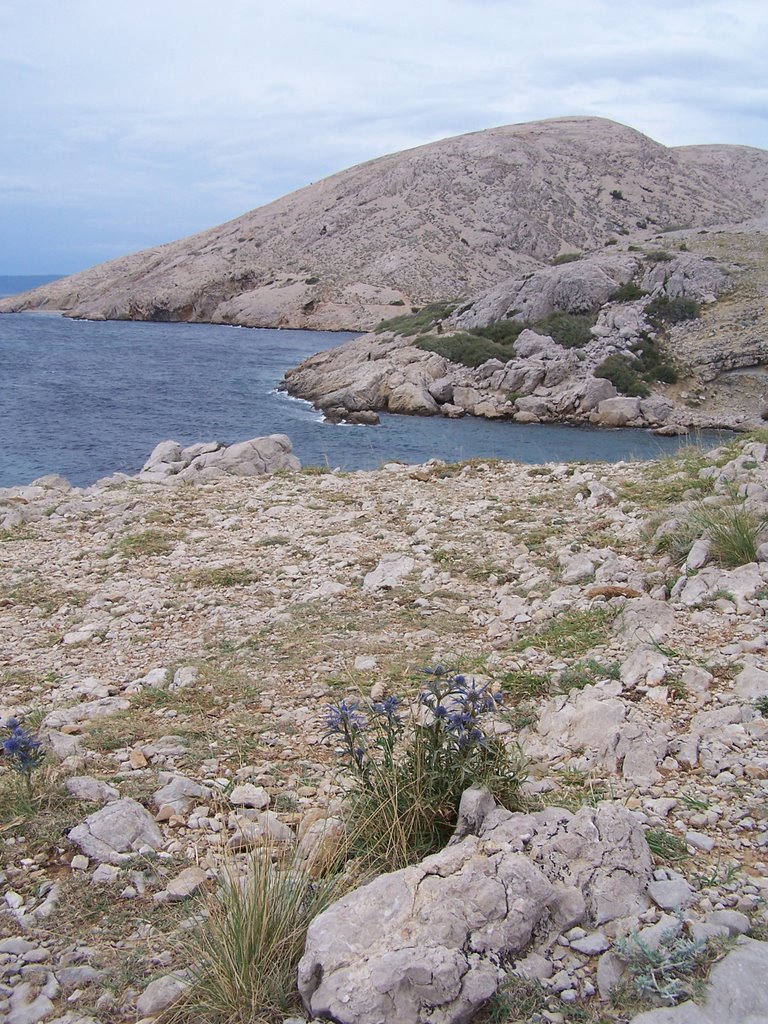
(1, 430), (768, 1023)
(282, 227), (768, 436)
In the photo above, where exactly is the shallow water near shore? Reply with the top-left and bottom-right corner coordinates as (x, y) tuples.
(0, 310), (731, 488)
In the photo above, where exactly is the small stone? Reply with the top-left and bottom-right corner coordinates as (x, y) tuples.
(704, 909), (751, 935)
(686, 831), (716, 853)
(569, 932), (610, 956)
(135, 972), (192, 1017)
(647, 878), (693, 910)
(91, 864), (120, 884)
(228, 784), (270, 810)
(129, 749), (148, 769)
(354, 656), (378, 672)
(161, 866), (207, 902)
(70, 855), (89, 871)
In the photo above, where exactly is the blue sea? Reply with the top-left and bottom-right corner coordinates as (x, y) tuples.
(0, 275), (731, 488)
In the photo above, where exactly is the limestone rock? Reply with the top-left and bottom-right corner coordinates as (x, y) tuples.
(298, 836), (555, 1024)
(362, 554), (416, 592)
(135, 972), (193, 1018)
(522, 684), (669, 786)
(153, 775), (209, 817)
(65, 777), (120, 805)
(68, 798), (164, 863)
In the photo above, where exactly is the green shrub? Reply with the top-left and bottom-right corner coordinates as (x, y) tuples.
(413, 333), (516, 368)
(470, 320), (527, 345)
(594, 354), (650, 397)
(609, 281), (649, 303)
(375, 302), (456, 336)
(534, 311), (597, 348)
(645, 295), (701, 326)
(551, 252), (582, 265)
(614, 927), (709, 1006)
(610, 189), (625, 201)
(646, 250), (674, 262)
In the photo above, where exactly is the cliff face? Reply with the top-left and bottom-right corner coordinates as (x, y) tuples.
(2, 117), (767, 330)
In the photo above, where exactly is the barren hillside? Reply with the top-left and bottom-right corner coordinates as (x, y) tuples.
(2, 117), (767, 331)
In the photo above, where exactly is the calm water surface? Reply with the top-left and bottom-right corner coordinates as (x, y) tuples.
(0, 287), (731, 487)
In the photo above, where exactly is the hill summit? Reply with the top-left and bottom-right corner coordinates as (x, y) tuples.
(2, 116), (767, 330)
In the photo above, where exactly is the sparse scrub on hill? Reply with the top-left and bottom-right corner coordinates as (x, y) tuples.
(328, 670), (526, 875)
(374, 301), (457, 336)
(412, 310), (597, 367)
(645, 294), (701, 327)
(413, 332), (517, 367)
(594, 332), (678, 396)
(534, 310), (597, 348)
(551, 252), (583, 265)
(645, 249), (675, 262)
(609, 280), (649, 302)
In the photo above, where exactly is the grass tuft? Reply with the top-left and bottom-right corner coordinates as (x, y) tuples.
(178, 852), (339, 1024)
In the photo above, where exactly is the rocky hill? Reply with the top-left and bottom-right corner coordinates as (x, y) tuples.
(2, 117), (767, 331)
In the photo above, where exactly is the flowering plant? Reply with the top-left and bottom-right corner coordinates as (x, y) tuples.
(325, 668), (526, 871)
(2, 717), (45, 796)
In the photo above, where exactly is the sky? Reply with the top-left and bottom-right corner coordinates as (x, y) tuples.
(1, 0), (766, 274)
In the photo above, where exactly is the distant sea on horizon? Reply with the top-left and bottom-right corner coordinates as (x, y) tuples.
(0, 275), (732, 488)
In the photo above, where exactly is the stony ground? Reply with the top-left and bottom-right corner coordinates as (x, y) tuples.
(1, 436), (768, 1024)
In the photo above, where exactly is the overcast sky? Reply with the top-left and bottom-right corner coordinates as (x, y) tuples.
(1, 0), (766, 274)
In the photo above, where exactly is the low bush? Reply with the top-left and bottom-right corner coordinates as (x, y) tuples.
(645, 295), (701, 326)
(594, 332), (678, 396)
(375, 302), (456, 336)
(646, 250), (675, 263)
(609, 281), (649, 303)
(534, 311), (596, 348)
(593, 354), (650, 397)
(551, 252), (582, 265)
(413, 333), (517, 368)
(614, 926), (709, 1006)
(327, 670), (527, 874)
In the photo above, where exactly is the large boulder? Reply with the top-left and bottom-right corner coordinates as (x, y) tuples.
(298, 836), (555, 1024)
(298, 797), (651, 1024)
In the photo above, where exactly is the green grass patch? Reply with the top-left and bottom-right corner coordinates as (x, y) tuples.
(110, 528), (180, 558)
(512, 607), (615, 658)
(183, 566), (258, 588)
(375, 302), (457, 336)
(645, 827), (689, 863)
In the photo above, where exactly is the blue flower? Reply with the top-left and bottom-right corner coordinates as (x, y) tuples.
(372, 695), (402, 724)
(2, 720), (44, 777)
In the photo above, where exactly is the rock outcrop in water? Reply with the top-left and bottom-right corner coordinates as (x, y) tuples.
(1, 117), (767, 330)
(282, 236), (768, 433)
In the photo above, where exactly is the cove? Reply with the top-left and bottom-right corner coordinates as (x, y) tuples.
(0, 313), (731, 488)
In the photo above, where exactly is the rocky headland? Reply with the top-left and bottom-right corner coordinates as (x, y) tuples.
(2, 117), (767, 333)
(283, 221), (768, 433)
(1, 432), (768, 1023)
